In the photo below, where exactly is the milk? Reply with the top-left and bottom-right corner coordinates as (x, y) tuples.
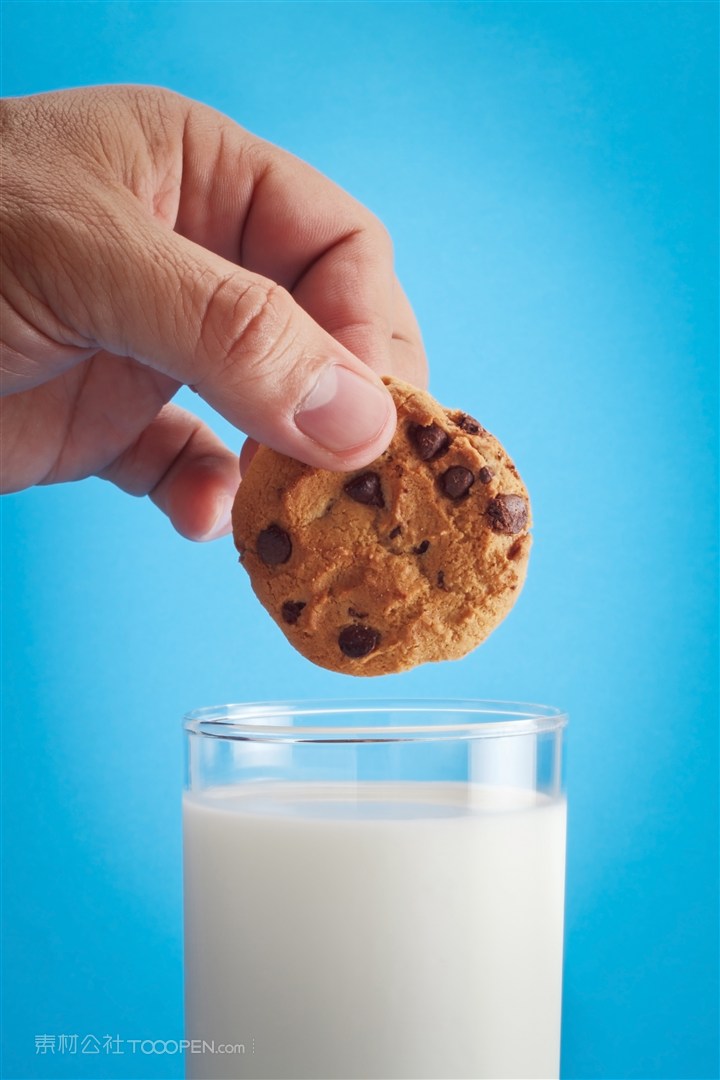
(183, 782), (566, 1080)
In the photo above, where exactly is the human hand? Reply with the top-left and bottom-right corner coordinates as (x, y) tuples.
(1, 86), (427, 540)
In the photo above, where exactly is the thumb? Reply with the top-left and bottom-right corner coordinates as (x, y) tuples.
(61, 189), (397, 471)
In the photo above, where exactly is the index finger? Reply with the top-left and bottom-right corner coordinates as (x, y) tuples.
(173, 102), (428, 387)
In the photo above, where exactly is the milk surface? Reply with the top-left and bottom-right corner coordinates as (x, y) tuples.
(183, 782), (566, 1080)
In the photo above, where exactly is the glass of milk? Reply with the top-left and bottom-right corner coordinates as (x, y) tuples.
(183, 699), (567, 1080)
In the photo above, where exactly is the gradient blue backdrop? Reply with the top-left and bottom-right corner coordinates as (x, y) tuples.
(1, 3), (718, 1078)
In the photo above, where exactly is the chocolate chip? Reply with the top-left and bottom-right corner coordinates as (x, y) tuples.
(338, 624), (380, 658)
(440, 466), (475, 500)
(478, 466), (495, 484)
(437, 570), (448, 590)
(257, 524), (292, 565)
(348, 607), (369, 619)
(456, 413), (484, 435)
(413, 539), (430, 555)
(389, 525), (402, 539)
(507, 539), (525, 561)
(486, 494), (528, 534)
(344, 471), (385, 508)
(408, 423), (450, 461)
(281, 600), (306, 624)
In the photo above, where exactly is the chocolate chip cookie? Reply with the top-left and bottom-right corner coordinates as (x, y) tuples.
(232, 377), (531, 675)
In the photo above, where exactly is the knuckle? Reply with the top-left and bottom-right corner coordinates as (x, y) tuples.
(132, 84), (179, 111)
(370, 214), (394, 256)
(196, 276), (299, 388)
(239, 135), (275, 176)
(354, 210), (394, 262)
(126, 84), (183, 128)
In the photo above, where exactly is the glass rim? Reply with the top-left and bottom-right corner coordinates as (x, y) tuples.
(183, 698), (568, 744)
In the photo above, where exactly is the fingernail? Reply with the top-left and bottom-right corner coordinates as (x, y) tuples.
(201, 495), (233, 542)
(295, 365), (394, 452)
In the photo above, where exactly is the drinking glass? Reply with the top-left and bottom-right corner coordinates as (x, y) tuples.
(183, 699), (567, 1080)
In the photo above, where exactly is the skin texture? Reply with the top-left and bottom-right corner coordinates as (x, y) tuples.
(0, 86), (428, 540)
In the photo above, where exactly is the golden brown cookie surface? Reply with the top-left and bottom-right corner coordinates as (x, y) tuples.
(232, 377), (531, 675)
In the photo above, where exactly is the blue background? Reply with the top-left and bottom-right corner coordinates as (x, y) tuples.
(1, 2), (717, 1078)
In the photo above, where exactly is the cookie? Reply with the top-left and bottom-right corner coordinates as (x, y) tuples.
(232, 376), (531, 676)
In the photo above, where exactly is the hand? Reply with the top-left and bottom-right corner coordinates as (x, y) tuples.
(0, 86), (427, 540)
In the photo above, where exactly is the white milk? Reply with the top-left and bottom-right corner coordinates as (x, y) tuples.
(183, 782), (566, 1080)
